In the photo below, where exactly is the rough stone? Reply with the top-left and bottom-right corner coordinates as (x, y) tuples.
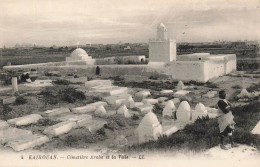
(135, 90), (151, 98)
(117, 105), (131, 118)
(0, 127), (33, 144)
(43, 121), (77, 137)
(176, 101), (191, 122)
(104, 94), (130, 107)
(6, 134), (49, 152)
(94, 106), (107, 117)
(24, 80), (53, 88)
(160, 90), (173, 94)
(135, 112), (162, 143)
(142, 99), (159, 105)
(90, 101), (108, 108)
(71, 105), (96, 114)
(44, 108), (71, 117)
(7, 114), (42, 126)
(163, 126), (178, 136)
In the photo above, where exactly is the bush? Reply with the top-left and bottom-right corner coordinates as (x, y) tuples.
(153, 103), (163, 115)
(39, 86), (86, 104)
(15, 96), (27, 105)
(132, 114), (139, 120)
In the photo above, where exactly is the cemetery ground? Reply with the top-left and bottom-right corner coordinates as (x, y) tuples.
(0, 69), (259, 159)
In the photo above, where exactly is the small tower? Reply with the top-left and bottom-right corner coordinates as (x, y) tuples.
(157, 23), (167, 41)
(149, 23), (176, 65)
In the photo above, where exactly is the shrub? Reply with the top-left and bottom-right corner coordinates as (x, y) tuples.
(153, 103), (163, 115)
(15, 96), (27, 105)
(52, 79), (70, 85)
(132, 114), (139, 120)
(96, 128), (106, 135)
(231, 84), (242, 89)
(39, 86), (86, 104)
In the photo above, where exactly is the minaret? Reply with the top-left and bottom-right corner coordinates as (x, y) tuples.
(148, 23), (176, 65)
(157, 23), (167, 41)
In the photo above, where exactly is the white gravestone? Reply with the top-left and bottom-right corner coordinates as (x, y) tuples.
(176, 101), (191, 122)
(163, 101), (176, 118)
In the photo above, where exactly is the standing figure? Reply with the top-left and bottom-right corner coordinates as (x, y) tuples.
(96, 66), (100, 75)
(217, 90), (238, 150)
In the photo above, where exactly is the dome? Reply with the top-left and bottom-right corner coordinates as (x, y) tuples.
(158, 23), (166, 29)
(177, 101), (191, 112)
(140, 112), (160, 126)
(70, 48), (88, 57)
(195, 103), (207, 113)
(165, 100), (176, 110)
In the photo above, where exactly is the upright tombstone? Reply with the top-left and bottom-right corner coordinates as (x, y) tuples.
(117, 105), (131, 118)
(193, 103), (208, 120)
(135, 112), (162, 143)
(177, 81), (185, 90)
(162, 101), (176, 118)
(176, 101), (191, 122)
(12, 77), (18, 93)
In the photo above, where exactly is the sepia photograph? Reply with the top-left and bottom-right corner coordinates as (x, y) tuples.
(0, 0), (259, 166)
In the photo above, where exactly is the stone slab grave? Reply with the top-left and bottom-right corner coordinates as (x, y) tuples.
(142, 99), (159, 105)
(0, 87), (12, 92)
(134, 102), (144, 107)
(77, 119), (107, 133)
(135, 112), (162, 144)
(174, 90), (190, 97)
(1, 96), (16, 105)
(157, 97), (168, 103)
(6, 134), (49, 152)
(202, 91), (217, 98)
(55, 114), (92, 123)
(160, 90), (173, 94)
(161, 119), (186, 133)
(0, 127), (32, 144)
(135, 104), (154, 114)
(94, 106), (107, 117)
(7, 114), (42, 126)
(44, 108), (71, 117)
(68, 77), (87, 84)
(0, 120), (9, 130)
(43, 121), (77, 137)
(24, 80), (53, 88)
(135, 90), (151, 99)
(71, 104), (96, 114)
(117, 105), (131, 118)
(90, 86), (128, 96)
(104, 94), (132, 108)
(85, 80), (112, 89)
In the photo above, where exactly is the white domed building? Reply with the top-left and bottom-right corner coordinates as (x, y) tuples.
(66, 48), (96, 65)
(135, 112), (162, 143)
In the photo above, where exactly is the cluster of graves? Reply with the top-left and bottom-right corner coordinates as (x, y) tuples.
(0, 77), (260, 152)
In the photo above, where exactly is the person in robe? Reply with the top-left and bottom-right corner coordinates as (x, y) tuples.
(217, 90), (238, 150)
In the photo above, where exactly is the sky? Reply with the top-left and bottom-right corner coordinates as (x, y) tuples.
(0, 0), (260, 47)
